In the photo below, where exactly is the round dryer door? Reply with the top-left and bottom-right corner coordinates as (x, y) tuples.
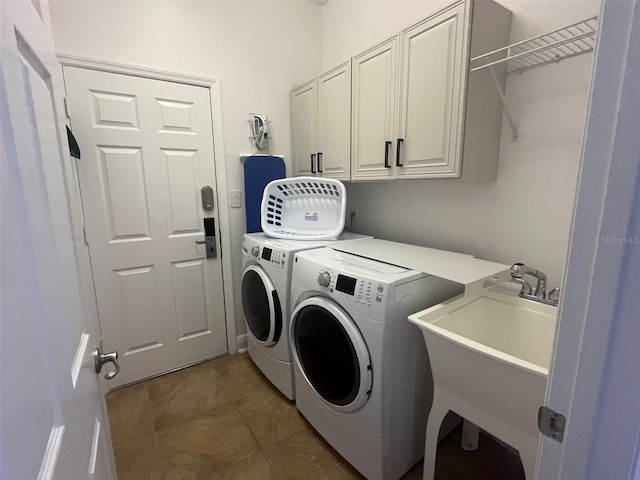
(242, 265), (282, 346)
(291, 297), (372, 412)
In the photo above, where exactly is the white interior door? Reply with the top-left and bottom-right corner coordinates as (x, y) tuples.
(1, 0), (116, 478)
(537, 1), (640, 479)
(63, 67), (228, 387)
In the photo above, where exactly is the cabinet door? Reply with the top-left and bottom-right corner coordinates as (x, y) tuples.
(317, 61), (351, 180)
(291, 79), (318, 177)
(351, 37), (397, 180)
(396, 3), (467, 178)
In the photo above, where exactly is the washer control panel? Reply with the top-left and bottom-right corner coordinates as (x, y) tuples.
(260, 246), (286, 268)
(317, 268), (386, 309)
(244, 238), (286, 269)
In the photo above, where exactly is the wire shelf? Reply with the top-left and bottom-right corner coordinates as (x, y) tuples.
(470, 17), (598, 74)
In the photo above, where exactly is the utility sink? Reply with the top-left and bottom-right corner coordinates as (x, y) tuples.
(408, 283), (558, 480)
(423, 284), (557, 375)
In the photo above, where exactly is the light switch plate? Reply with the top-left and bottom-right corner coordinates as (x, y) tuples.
(229, 190), (241, 208)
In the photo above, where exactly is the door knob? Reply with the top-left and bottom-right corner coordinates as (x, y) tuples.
(195, 237), (217, 259)
(94, 347), (119, 380)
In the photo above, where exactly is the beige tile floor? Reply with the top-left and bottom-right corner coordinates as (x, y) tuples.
(106, 353), (523, 480)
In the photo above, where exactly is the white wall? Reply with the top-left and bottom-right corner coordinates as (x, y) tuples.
(322, 0), (600, 289)
(49, 0), (600, 340)
(49, 0), (322, 337)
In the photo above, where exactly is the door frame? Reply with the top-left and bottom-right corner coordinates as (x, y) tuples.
(57, 54), (238, 355)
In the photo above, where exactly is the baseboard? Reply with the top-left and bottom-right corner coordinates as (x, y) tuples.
(236, 333), (248, 353)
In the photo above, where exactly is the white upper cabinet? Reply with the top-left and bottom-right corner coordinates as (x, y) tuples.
(352, 1), (469, 181)
(292, 0), (512, 182)
(351, 38), (397, 180)
(291, 79), (318, 176)
(291, 62), (352, 179)
(396, 3), (466, 178)
(317, 61), (351, 180)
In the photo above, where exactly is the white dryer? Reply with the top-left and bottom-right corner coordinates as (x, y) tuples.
(241, 232), (370, 400)
(289, 247), (464, 480)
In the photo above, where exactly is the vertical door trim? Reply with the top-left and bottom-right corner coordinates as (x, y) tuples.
(56, 54), (237, 354)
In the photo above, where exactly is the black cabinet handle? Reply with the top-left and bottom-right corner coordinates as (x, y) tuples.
(396, 138), (404, 167)
(311, 153), (316, 174)
(317, 152), (323, 173)
(384, 141), (392, 168)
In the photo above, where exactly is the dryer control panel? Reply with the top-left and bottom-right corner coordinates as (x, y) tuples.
(293, 247), (428, 322)
(317, 269), (386, 309)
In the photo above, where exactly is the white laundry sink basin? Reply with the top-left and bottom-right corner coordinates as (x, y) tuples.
(408, 283), (558, 480)
(425, 286), (557, 375)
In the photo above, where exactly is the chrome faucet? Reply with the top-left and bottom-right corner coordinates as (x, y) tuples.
(510, 263), (560, 306)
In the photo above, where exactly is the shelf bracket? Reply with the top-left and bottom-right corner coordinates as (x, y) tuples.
(489, 66), (518, 142)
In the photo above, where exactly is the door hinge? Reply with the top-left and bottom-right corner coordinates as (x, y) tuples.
(63, 97), (70, 118)
(83, 225), (88, 246)
(538, 406), (566, 443)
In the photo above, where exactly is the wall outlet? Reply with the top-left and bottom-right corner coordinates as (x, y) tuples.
(229, 190), (241, 208)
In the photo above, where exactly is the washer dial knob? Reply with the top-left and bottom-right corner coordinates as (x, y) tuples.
(251, 246), (260, 258)
(317, 271), (331, 287)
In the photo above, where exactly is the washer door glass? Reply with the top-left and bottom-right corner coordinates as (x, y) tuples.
(242, 265), (282, 346)
(291, 297), (372, 412)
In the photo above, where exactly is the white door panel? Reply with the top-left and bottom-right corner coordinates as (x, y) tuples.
(64, 67), (227, 387)
(1, 0), (115, 478)
(172, 259), (210, 339)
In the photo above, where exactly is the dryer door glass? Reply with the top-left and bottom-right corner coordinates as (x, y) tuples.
(292, 299), (371, 411)
(242, 266), (282, 345)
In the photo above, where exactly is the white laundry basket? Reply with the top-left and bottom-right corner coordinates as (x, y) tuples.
(260, 177), (346, 240)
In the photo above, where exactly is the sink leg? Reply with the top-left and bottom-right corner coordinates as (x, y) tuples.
(461, 419), (480, 451)
(422, 399), (448, 480)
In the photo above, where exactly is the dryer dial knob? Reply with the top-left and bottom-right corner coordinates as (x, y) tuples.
(251, 246), (260, 258)
(317, 271), (331, 287)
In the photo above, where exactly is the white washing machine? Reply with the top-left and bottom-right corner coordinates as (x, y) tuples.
(289, 247), (464, 480)
(241, 232), (371, 400)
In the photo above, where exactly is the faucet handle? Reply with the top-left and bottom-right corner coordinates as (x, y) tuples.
(548, 287), (560, 304)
